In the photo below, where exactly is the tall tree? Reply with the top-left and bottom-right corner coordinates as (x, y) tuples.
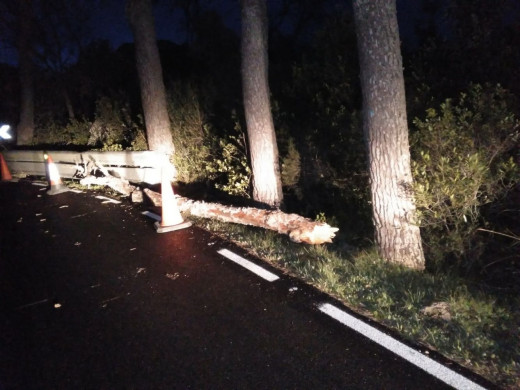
(126, 0), (175, 155)
(240, 0), (283, 207)
(352, 0), (425, 269)
(16, 0), (35, 145)
(33, 0), (93, 121)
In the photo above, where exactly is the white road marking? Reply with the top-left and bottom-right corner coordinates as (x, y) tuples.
(17, 298), (49, 310)
(69, 189), (83, 193)
(318, 303), (487, 390)
(95, 195), (121, 204)
(32, 182), (47, 187)
(142, 211), (161, 221)
(217, 248), (279, 282)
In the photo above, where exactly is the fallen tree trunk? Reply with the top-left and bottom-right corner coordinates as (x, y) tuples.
(74, 174), (339, 244)
(143, 188), (339, 245)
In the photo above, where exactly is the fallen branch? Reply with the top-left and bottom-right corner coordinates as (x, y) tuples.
(143, 188), (339, 245)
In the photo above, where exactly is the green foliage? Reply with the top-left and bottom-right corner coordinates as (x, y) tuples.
(129, 127), (148, 151)
(167, 86), (250, 197)
(63, 118), (91, 145)
(89, 95), (142, 150)
(272, 12), (370, 235)
(411, 84), (520, 267)
(168, 83), (213, 183)
(34, 94), (146, 151)
(280, 137), (301, 189)
(205, 130), (251, 198)
(34, 117), (91, 146)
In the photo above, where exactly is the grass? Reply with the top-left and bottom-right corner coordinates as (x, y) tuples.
(193, 217), (520, 389)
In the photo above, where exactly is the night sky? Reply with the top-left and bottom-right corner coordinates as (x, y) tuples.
(0, 0), (424, 66)
(0, 0), (240, 66)
(89, 0), (241, 48)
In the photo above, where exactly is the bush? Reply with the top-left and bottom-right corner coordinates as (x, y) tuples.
(204, 118), (251, 197)
(411, 84), (519, 269)
(34, 117), (90, 146)
(167, 86), (251, 197)
(88, 95), (142, 150)
(281, 137), (301, 189)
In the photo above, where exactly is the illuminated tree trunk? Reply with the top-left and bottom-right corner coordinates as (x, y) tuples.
(16, 0), (35, 145)
(126, 0), (175, 155)
(240, 0), (283, 208)
(352, 0), (425, 269)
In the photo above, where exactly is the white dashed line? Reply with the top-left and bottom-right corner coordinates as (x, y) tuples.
(217, 248), (279, 282)
(318, 303), (487, 390)
(142, 211), (161, 221)
(95, 195), (121, 204)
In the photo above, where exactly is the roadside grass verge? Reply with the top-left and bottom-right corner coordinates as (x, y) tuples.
(193, 217), (520, 389)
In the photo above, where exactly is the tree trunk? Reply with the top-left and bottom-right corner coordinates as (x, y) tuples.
(241, 0), (283, 208)
(352, 0), (425, 269)
(16, 0), (35, 146)
(126, 0), (175, 155)
(143, 188), (338, 245)
(75, 172), (338, 245)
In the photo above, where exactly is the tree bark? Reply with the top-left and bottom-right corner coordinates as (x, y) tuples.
(352, 0), (425, 269)
(241, 0), (283, 208)
(126, 0), (175, 155)
(16, 0), (35, 145)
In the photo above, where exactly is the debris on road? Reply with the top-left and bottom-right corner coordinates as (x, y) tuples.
(165, 273), (180, 280)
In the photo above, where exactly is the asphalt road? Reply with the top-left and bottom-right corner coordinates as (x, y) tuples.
(0, 179), (492, 389)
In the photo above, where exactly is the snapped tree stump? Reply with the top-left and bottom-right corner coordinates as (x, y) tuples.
(143, 188), (339, 245)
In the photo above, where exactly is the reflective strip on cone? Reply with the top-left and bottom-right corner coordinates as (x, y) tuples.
(154, 157), (191, 233)
(45, 153), (69, 195)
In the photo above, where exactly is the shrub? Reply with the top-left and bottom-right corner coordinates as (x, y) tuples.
(34, 117), (89, 146)
(411, 84), (519, 268)
(167, 86), (251, 197)
(168, 84), (213, 183)
(281, 137), (301, 189)
(88, 95), (141, 150)
(204, 118), (251, 197)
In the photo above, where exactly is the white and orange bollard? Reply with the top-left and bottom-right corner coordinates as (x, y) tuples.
(155, 156), (191, 233)
(44, 152), (69, 195)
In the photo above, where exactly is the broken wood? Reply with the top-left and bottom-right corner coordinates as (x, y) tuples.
(79, 175), (136, 197)
(76, 155), (137, 196)
(143, 188), (339, 245)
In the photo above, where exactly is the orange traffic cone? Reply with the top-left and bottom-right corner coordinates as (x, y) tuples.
(44, 152), (69, 195)
(154, 158), (191, 233)
(0, 153), (12, 181)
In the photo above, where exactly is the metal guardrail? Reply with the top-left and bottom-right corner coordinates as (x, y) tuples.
(2, 150), (163, 184)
